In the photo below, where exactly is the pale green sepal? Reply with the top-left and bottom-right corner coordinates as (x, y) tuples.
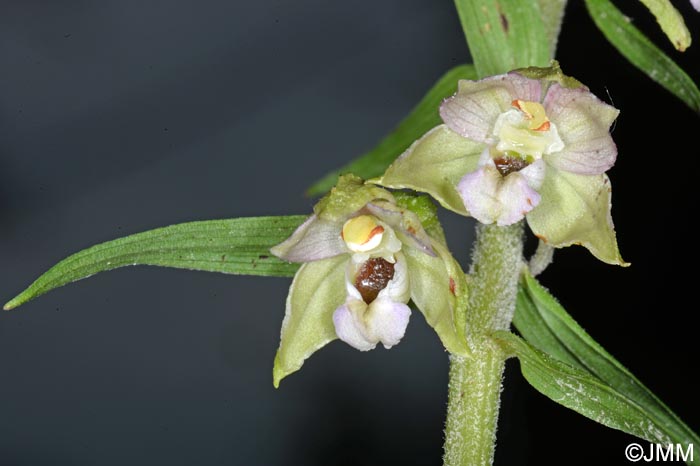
(313, 174), (394, 222)
(526, 171), (628, 266)
(404, 240), (470, 356)
(273, 255), (348, 387)
(638, 0), (692, 52)
(373, 124), (484, 217)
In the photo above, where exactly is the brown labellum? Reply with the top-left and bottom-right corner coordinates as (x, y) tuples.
(494, 156), (528, 177)
(355, 257), (395, 304)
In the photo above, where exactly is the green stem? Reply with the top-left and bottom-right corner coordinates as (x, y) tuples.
(444, 343), (506, 466)
(465, 222), (524, 336)
(443, 222), (524, 466)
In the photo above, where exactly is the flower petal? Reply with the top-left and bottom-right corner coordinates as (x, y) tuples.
(272, 255), (348, 387)
(365, 201), (436, 256)
(333, 298), (412, 351)
(543, 83), (619, 175)
(495, 172), (541, 226)
(270, 214), (346, 263)
(333, 300), (376, 351)
(457, 158), (541, 226)
(526, 169), (628, 266)
(366, 299), (412, 349)
(440, 73), (542, 143)
(519, 158), (547, 190)
(376, 252), (411, 303)
(457, 162), (501, 225)
(403, 239), (469, 356)
(374, 124), (484, 216)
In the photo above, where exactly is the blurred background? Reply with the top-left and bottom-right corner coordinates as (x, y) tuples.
(1, 1), (698, 464)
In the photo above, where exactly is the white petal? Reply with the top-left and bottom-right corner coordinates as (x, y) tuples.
(366, 299), (412, 349)
(344, 261), (364, 301)
(457, 162), (501, 225)
(692, 0), (700, 12)
(457, 158), (541, 226)
(496, 171), (541, 226)
(270, 214), (346, 262)
(333, 301), (376, 351)
(519, 158), (546, 190)
(376, 252), (410, 303)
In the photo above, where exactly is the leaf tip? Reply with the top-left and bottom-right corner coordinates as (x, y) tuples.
(3, 299), (20, 311)
(3, 291), (29, 310)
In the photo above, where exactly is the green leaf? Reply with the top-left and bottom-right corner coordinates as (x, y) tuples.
(4, 216), (306, 310)
(526, 171), (627, 266)
(494, 330), (700, 456)
(585, 0), (700, 112)
(306, 64), (477, 197)
(638, 0), (692, 52)
(273, 255), (347, 387)
(374, 124), (483, 217)
(453, 0), (550, 78)
(537, 0), (568, 57)
(511, 272), (700, 464)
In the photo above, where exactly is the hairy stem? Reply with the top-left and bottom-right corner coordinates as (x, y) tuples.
(444, 341), (507, 466)
(466, 222), (525, 336)
(443, 222), (524, 466)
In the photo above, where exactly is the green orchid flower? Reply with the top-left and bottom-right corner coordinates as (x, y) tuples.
(376, 64), (627, 266)
(269, 175), (468, 387)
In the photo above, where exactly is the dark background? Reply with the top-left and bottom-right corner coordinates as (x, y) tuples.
(1, 1), (698, 465)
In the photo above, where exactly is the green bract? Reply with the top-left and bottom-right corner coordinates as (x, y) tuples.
(375, 64), (627, 266)
(270, 175), (469, 387)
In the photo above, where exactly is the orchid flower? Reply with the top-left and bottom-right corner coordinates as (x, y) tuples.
(269, 175), (468, 386)
(375, 64), (627, 266)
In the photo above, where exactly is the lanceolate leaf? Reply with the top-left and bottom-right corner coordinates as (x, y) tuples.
(585, 0), (700, 112)
(537, 0), (568, 57)
(512, 273), (700, 464)
(494, 331), (699, 459)
(638, 0), (692, 52)
(453, 0), (550, 78)
(4, 216), (306, 310)
(306, 64), (477, 197)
